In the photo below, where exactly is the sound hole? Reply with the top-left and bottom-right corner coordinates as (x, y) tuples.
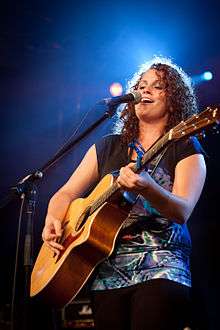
(75, 206), (91, 231)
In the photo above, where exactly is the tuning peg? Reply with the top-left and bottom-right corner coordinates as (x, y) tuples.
(202, 131), (206, 138)
(212, 125), (220, 134)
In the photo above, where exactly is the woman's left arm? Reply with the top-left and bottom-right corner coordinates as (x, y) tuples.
(117, 154), (206, 224)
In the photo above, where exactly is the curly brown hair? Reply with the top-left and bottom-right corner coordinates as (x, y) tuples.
(113, 57), (198, 145)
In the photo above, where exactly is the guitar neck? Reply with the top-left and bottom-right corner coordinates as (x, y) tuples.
(90, 105), (220, 214)
(132, 131), (171, 173)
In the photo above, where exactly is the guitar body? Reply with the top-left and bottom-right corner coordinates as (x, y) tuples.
(30, 174), (130, 307)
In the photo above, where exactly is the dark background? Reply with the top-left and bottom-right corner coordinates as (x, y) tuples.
(0, 0), (220, 329)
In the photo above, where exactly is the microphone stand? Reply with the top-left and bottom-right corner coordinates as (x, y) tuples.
(0, 103), (118, 330)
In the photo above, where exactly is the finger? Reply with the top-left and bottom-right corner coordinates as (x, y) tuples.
(46, 240), (64, 251)
(44, 242), (61, 256)
(117, 176), (135, 189)
(127, 162), (136, 170)
(53, 219), (63, 237)
(42, 231), (57, 241)
(119, 169), (138, 184)
(121, 165), (137, 178)
(51, 240), (64, 250)
(42, 226), (60, 241)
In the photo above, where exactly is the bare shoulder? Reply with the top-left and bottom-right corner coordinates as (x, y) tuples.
(173, 154), (206, 203)
(176, 153), (206, 174)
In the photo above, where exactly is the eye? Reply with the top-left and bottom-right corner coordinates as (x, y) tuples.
(138, 86), (145, 90)
(154, 85), (164, 89)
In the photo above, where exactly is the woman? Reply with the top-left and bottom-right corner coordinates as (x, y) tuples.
(42, 57), (206, 329)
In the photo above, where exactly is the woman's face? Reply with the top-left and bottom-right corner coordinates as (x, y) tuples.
(135, 69), (169, 124)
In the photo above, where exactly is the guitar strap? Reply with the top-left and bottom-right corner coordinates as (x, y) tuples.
(128, 139), (170, 177)
(148, 144), (170, 177)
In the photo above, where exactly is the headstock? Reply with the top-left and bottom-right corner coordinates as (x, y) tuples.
(170, 107), (220, 141)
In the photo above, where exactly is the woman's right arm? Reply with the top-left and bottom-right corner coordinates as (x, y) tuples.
(42, 144), (99, 254)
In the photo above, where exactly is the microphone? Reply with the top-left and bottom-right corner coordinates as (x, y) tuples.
(99, 91), (142, 107)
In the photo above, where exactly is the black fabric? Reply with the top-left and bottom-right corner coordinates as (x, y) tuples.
(95, 134), (128, 180)
(95, 134), (204, 182)
(91, 279), (192, 330)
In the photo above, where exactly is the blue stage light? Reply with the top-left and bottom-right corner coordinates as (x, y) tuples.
(203, 71), (213, 81)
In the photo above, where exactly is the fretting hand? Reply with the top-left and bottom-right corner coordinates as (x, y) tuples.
(117, 163), (154, 193)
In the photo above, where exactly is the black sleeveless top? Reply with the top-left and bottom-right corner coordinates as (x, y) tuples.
(91, 134), (203, 291)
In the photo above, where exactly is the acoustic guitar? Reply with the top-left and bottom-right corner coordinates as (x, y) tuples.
(30, 106), (219, 307)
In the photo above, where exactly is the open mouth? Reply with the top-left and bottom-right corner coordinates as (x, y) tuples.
(141, 98), (154, 103)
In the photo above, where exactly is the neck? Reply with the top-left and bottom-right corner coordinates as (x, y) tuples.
(138, 120), (166, 150)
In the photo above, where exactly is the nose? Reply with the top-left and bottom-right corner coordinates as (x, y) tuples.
(142, 85), (152, 95)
